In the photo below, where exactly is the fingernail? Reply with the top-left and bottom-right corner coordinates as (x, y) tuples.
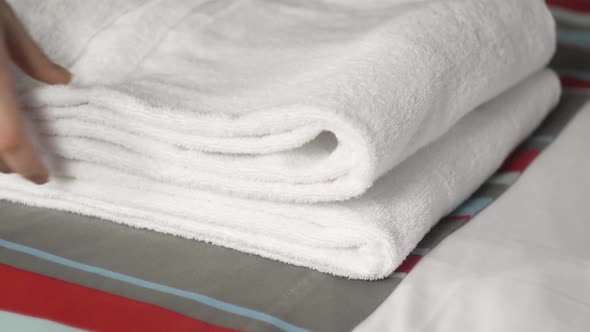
(52, 63), (72, 84)
(27, 173), (49, 185)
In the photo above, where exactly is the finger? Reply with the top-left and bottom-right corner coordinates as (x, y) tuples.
(0, 158), (11, 173)
(0, 135), (48, 184)
(0, 41), (48, 184)
(0, 4), (70, 85)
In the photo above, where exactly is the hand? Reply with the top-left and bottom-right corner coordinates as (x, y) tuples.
(0, 1), (71, 184)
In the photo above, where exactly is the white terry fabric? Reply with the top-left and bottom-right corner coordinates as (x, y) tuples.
(0, 71), (561, 279)
(8, 0), (556, 202)
(0, 0), (559, 278)
(355, 97), (590, 329)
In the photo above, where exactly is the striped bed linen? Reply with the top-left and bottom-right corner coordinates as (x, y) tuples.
(1, 1), (589, 331)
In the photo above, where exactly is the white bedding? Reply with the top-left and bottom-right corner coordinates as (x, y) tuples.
(355, 96), (590, 331)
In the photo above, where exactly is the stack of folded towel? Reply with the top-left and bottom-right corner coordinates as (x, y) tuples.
(1, 0), (559, 279)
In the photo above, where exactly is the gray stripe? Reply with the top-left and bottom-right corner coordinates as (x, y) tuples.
(0, 247), (261, 332)
(0, 201), (399, 332)
(553, 14), (590, 30)
(533, 93), (589, 138)
(474, 184), (512, 200)
(418, 219), (468, 249)
(551, 47), (590, 72)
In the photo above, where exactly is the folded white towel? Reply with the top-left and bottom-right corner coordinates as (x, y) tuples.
(0, 0), (559, 279)
(9, 0), (555, 202)
(0, 70), (561, 279)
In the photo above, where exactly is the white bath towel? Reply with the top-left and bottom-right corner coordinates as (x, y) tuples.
(8, 0), (555, 202)
(0, 0), (559, 278)
(0, 70), (561, 279)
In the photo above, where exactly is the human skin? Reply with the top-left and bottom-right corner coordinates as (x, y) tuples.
(0, 0), (71, 184)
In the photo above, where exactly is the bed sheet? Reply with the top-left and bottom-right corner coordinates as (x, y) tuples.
(356, 92), (590, 331)
(356, 1), (590, 330)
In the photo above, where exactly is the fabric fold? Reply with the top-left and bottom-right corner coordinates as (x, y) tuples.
(0, 70), (561, 279)
(0, 0), (560, 278)
(9, 0), (556, 202)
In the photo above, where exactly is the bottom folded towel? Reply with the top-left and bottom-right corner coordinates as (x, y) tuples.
(0, 70), (560, 280)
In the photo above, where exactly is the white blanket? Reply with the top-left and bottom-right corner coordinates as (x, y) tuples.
(0, 0), (558, 279)
(355, 95), (590, 329)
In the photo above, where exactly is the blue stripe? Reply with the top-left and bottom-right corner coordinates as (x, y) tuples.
(450, 197), (493, 217)
(527, 135), (554, 145)
(557, 28), (590, 48)
(0, 239), (308, 332)
(410, 248), (430, 256)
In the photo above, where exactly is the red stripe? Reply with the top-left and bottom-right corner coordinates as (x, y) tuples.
(547, 0), (590, 14)
(0, 264), (239, 332)
(560, 75), (590, 90)
(500, 149), (541, 173)
(394, 254), (423, 274)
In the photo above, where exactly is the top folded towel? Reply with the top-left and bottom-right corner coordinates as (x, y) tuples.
(11, 0), (555, 203)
